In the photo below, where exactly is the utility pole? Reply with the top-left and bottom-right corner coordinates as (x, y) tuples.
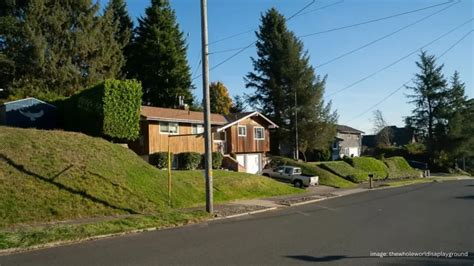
(200, 0), (213, 214)
(294, 89), (299, 161)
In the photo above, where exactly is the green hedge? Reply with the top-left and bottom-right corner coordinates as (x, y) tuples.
(212, 152), (223, 169)
(344, 157), (388, 180)
(178, 152), (202, 170)
(59, 79), (142, 141)
(320, 161), (369, 183)
(149, 152), (173, 169)
(384, 156), (420, 179)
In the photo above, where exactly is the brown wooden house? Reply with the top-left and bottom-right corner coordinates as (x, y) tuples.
(129, 106), (278, 174)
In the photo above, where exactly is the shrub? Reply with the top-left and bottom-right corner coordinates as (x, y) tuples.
(149, 152), (173, 169)
(212, 152), (223, 169)
(59, 79), (142, 141)
(178, 152), (202, 170)
(344, 157), (388, 180)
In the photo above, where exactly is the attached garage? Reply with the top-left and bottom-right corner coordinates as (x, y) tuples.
(236, 153), (262, 174)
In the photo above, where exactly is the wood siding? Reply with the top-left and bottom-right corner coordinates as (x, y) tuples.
(148, 122), (207, 154)
(226, 117), (270, 154)
(131, 116), (272, 156)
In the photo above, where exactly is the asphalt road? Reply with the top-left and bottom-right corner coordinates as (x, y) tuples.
(2, 180), (474, 266)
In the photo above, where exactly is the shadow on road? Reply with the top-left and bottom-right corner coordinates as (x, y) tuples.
(285, 255), (347, 262)
(455, 195), (474, 200)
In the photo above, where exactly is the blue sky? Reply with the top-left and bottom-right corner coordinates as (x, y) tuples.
(101, 0), (473, 133)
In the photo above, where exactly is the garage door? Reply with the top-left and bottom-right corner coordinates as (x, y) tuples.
(245, 154), (260, 174)
(236, 154), (261, 174)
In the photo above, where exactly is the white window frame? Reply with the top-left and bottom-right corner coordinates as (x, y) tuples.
(159, 122), (179, 135)
(238, 125), (247, 137)
(254, 127), (265, 140)
(192, 124), (204, 134)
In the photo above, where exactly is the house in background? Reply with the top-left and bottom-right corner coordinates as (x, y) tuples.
(0, 98), (57, 129)
(129, 106), (278, 174)
(362, 126), (416, 150)
(332, 125), (364, 160)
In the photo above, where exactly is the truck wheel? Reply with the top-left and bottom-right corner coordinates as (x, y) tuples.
(293, 180), (303, 188)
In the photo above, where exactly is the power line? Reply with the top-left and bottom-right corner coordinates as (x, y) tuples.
(315, 0), (459, 68)
(300, 0), (454, 38)
(192, 0), (317, 81)
(326, 17), (473, 98)
(209, 0), (454, 55)
(344, 28), (473, 124)
(190, 56), (202, 77)
(207, 0), (333, 46)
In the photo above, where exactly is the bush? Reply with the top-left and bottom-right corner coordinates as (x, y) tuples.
(212, 152), (223, 169)
(344, 157), (388, 180)
(59, 79), (142, 141)
(178, 152), (202, 170)
(149, 152), (173, 169)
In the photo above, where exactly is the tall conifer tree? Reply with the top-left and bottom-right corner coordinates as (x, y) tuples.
(127, 0), (193, 107)
(246, 8), (337, 158)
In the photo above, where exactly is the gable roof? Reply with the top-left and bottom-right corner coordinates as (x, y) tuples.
(337, 124), (364, 134)
(217, 111), (279, 132)
(140, 106), (278, 130)
(141, 106), (227, 125)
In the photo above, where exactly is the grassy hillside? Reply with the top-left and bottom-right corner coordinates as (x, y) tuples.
(344, 157), (389, 179)
(384, 156), (420, 179)
(270, 157), (357, 188)
(320, 161), (369, 183)
(0, 126), (300, 228)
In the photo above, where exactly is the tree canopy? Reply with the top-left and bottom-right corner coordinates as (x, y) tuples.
(126, 0), (193, 107)
(245, 8), (337, 159)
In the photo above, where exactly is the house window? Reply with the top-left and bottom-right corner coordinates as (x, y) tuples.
(160, 122), (179, 134)
(214, 131), (226, 141)
(254, 127), (264, 140)
(192, 124), (204, 134)
(333, 142), (338, 149)
(238, 126), (246, 137)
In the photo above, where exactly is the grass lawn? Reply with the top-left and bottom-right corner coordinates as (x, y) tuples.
(319, 161), (369, 183)
(344, 157), (389, 180)
(270, 157), (357, 188)
(0, 126), (302, 249)
(384, 157), (420, 179)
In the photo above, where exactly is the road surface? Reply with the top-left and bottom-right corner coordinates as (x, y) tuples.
(1, 180), (474, 265)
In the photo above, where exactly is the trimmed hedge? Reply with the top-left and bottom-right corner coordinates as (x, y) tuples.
(212, 152), (223, 169)
(59, 79), (142, 141)
(384, 156), (420, 179)
(344, 157), (388, 180)
(149, 152), (173, 169)
(178, 152), (202, 170)
(320, 161), (369, 183)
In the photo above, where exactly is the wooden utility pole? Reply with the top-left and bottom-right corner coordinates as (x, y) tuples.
(295, 89), (299, 161)
(200, 0), (213, 214)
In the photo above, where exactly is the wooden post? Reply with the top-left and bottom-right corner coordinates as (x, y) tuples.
(369, 174), (373, 189)
(168, 135), (171, 207)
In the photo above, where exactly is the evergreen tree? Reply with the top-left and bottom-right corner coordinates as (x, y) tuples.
(406, 51), (448, 158)
(4, 0), (124, 99)
(246, 8), (337, 158)
(104, 0), (133, 76)
(444, 72), (471, 165)
(230, 95), (246, 113)
(127, 0), (193, 107)
(209, 81), (233, 115)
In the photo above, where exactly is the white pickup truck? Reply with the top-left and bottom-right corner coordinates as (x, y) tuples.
(262, 166), (319, 188)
